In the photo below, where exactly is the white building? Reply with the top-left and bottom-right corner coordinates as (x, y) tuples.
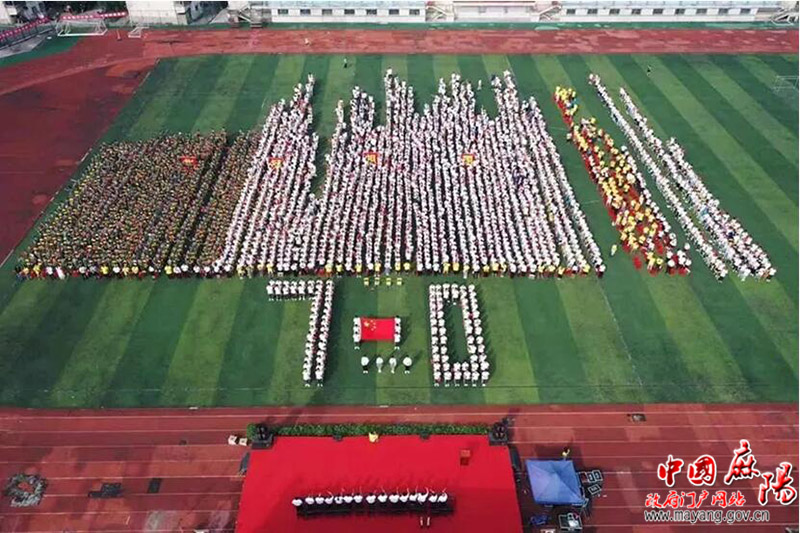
(123, 0), (797, 25)
(430, 0), (797, 23)
(127, 1), (212, 25)
(0, 1), (46, 24)
(230, 0), (426, 24)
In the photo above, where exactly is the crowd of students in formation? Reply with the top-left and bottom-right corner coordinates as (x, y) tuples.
(16, 69), (771, 284)
(429, 284), (490, 387)
(296, 69), (604, 278)
(555, 84), (684, 275)
(266, 279), (334, 386)
(291, 488), (451, 516)
(17, 132), (258, 280)
(18, 70), (605, 280)
(602, 76), (773, 281)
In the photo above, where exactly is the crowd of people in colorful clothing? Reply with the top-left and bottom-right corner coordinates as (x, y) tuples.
(16, 131), (257, 279)
(16, 69), (771, 283)
(555, 83), (683, 274)
(19, 70), (605, 281)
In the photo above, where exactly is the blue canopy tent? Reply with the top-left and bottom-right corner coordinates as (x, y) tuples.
(525, 459), (584, 506)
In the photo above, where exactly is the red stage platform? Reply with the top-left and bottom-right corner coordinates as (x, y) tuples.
(236, 435), (522, 532)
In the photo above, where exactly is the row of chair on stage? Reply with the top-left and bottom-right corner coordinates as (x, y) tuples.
(292, 490), (454, 517)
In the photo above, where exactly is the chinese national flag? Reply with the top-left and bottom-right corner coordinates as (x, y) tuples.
(364, 151), (378, 165)
(269, 157), (283, 169)
(359, 317), (396, 342)
(179, 155), (198, 167)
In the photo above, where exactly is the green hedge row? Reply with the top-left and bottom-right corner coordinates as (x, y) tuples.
(246, 422), (489, 440)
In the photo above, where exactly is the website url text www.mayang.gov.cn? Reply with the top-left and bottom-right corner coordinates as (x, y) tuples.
(644, 509), (770, 525)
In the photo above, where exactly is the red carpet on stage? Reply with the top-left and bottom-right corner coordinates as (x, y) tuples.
(236, 435), (522, 532)
(359, 317), (397, 342)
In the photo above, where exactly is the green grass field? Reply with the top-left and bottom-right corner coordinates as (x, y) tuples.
(0, 53), (796, 407)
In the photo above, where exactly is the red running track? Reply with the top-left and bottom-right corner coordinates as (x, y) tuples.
(0, 403), (796, 532)
(0, 28), (796, 262)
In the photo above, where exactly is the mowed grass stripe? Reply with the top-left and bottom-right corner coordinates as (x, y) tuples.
(739, 55), (800, 109)
(124, 57), (206, 140)
(550, 54), (702, 401)
(160, 55), (228, 133)
(406, 55), (435, 113)
(645, 277), (756, 402)
(608, 55), (798, 303)
(512, 279), (595, 403)
(4, 281), (106, 406)
(215, 278), (286, 406)
(628, 55), (799, 250)
(757, 54), (799, 77)
(192, 55), (255, 133)
(241, 57), (311, 406)
(103, 280), (200, 406)
(689, 56), (797, 164)
(457, 55), (496, 116)
(375, 277), (433, 405)
(661, 55), (798, 202)
(592, 54), (799, 387)
(711, 55), (798, 135)
(0, 282), (67, 402)
(318, 54), (359, 135)
(105, 59), (179, 142)
(478, 278), (539, 404)
(49, 281), (154, 407)
(731, 277), (798, 374)
(687, 267), (797, 402)
(160, 279), (245, 406)
(556, 279), (649, 403)
(263, 299), (316, 405)
(225, 55), (280, 133)
(382, 54), (409, 80)
(355, 54), (385, 117)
